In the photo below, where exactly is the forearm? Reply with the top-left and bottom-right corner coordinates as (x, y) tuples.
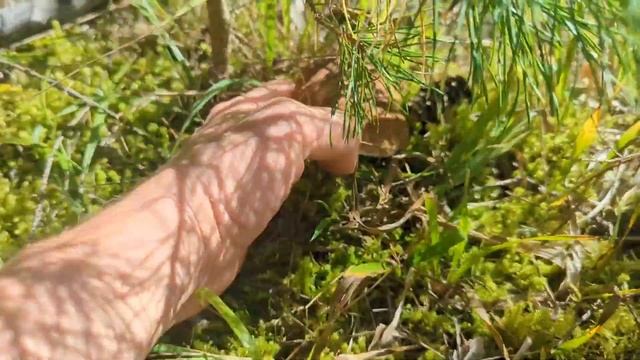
(0, 82), (357, 359)
(0, 165), (241, 359)
(0, 113), (304, 359)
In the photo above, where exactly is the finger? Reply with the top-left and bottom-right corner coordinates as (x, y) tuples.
(315, 151), (359, 175)
(220, 98), (359, 175)
(306, 109), (359, 175)
(208, 79), (295, 120)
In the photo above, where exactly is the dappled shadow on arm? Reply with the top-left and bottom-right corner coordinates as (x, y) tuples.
(0, 99), (335, 359)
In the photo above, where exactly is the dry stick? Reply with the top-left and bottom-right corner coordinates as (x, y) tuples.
(578, 162), (627, 227)
(207, 0), (230, 79)
(0, 58), (119, 119)
(350, 195), (504, 244)
(548, 155), (636, 235)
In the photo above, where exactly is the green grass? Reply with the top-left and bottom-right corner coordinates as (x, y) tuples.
(1, 1), (639, 359)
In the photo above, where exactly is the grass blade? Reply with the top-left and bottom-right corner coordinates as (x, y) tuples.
(81, 110), (106, 171)
(197, 288), (255, 350)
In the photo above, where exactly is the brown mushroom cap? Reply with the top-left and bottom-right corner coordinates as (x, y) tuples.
(294, 61), (410, 158)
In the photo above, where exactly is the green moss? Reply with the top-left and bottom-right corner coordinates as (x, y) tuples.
(3, 2), (640, 359)
(500, 302), (576, 350)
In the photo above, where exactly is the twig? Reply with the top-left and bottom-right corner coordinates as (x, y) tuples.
(0, 58), (119, 119)
(207, 0), (230, 78)
(578, 162), (627, 227)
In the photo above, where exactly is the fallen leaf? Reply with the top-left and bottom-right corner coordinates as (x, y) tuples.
(575, 107), (602, 156)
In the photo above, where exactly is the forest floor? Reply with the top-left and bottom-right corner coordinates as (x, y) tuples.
(0, 2), (639, 359)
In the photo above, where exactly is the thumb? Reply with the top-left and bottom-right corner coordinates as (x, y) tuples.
(307, 109), (359, 175)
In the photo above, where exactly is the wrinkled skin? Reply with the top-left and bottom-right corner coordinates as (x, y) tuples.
(0, 80), (358, 360)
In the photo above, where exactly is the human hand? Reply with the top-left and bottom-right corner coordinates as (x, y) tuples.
(294, 61), (409, 157)
(170, 79), (359, 321)
(0, 79), (359, 360)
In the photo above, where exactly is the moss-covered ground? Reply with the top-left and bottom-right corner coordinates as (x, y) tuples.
(1, 1), (639, 359)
